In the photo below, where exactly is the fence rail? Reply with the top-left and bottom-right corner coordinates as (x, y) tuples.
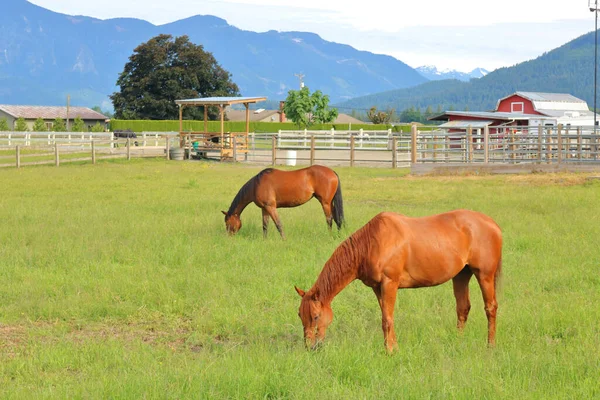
(2, 125), (600, 169)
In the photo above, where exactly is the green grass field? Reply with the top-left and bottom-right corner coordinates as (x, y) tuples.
(1, 159), (599, 399)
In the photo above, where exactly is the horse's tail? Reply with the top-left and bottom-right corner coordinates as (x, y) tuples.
(332, 172), (345, 229)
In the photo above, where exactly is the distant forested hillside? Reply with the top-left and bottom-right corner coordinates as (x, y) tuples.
(337, 30), (599, 118)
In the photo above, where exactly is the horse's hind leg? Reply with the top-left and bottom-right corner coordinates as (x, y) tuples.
(473, 269), (498, 346)
(452, 266), (473, 331)
(319, 200), (333, 230)
(261, 208), (270, 238)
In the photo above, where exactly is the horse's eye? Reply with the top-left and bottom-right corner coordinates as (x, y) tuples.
(314, 315), (320, 321)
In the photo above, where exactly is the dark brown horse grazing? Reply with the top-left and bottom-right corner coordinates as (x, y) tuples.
(295, 210), (502, 353)
(222, 165), (344, 239)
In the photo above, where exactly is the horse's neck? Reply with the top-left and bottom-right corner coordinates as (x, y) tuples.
(314, 252), (361, 305)
(230, 190), (253, 215)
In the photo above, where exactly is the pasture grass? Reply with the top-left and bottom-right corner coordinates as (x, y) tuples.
(1, 159), (599, 399)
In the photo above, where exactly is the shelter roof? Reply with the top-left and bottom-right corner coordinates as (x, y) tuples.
(175, 97), (267, 106)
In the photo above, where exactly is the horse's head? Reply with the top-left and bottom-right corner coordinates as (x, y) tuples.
(295, 286), (333, 350)
(222, 211), (241, 235)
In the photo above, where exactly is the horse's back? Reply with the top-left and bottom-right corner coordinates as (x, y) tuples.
(370, 210), (501, 285)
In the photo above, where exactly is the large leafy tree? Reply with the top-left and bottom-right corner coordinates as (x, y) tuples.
(0, 118), (9, 131)
(283, 87), (338, 128)
(111, 34), (239, 120)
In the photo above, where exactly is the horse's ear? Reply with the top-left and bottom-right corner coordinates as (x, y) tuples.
(294, 286), (305, 297)
(221, 210), (227, 216)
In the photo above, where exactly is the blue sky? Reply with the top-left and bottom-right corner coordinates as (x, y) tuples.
(29, 0), (597, 72)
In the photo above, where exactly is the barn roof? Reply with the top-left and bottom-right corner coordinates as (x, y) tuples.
(0, 105), (107, 120)
(496, 92), (589, 112)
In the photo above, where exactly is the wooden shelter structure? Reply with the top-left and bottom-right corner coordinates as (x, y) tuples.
(174, 96), (266, 161)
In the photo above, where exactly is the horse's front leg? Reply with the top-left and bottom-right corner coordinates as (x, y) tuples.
(261, 208), (270, 238)
(379, 279), (399, 353)
(264, 205), (285, 240)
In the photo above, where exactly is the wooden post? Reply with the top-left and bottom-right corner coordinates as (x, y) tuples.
(91, 140), (96, 164)
(546, 127), (552, 164)
(310, 135), (315, 166)
(577, 127), (582, 161)
(557, 124), (562, 164)
(537, 124), (543, 163)
(219, 104), (224, 161)
(350, 135), (355, 167)
(232, 136), (237, 163)
(484, 125), (490, 163)
(127, 137), (131, 160)
(392, 137), (397, 169)
(445, 134), (450, 162)
(166, 136), (170, 160)
(179, 104), (184, 148)
(16, 145), (20, 168)
(410, 124), (417, 164)
(467, 125), (473, 163)
(204, 106), (208, 134)
(55, 143), (59, 167)
(271, 135), (276, 165)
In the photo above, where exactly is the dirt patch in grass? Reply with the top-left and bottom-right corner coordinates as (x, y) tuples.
(506, 173), (593, 186)
(0, 320), (231, 355)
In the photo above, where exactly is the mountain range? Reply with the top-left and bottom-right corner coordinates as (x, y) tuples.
(415, 66), (489, 82)
(0, 0), (431, 108)
(338, 31), (598, 114)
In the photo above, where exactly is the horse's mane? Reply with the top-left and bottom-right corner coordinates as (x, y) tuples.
(315, 215), (382, 300)
(227, 168), (274, 215)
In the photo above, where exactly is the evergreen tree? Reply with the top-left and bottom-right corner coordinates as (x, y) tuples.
(91, 122), (105, 132)
(71, 117), (86, 132)
(15, 117), (28, 132)
(33, 118), (48, 132)
(0, 117), (9, 131)
(52, 118), (67, 132)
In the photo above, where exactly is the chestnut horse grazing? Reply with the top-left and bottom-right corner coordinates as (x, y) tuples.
(222, 165), (344, 238)
(295, 210), (502, 353)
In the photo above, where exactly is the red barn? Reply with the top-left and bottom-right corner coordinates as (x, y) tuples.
(430, 92), (597, 133)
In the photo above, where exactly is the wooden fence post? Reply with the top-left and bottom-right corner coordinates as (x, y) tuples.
(16, 145), (20, 169)
(577, 127), (582, 161)
(537, 124), (543, 163)
(392, 138), (397, 169)
(310, 135), (315, 166)
(467, 125), (473, 163)
(484, 125), (490, 163)
(127, 137), (131, 160)
(55, 143), (59, 167)
(232, 137), (237, 163)
(411, 124), (417, 164)
(350, 136), (355, 167)
(92, 140), (96, 164)
(271, 135), (277, 165)
(557, 124), (563, 164)
(166, 136), (170, 160)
